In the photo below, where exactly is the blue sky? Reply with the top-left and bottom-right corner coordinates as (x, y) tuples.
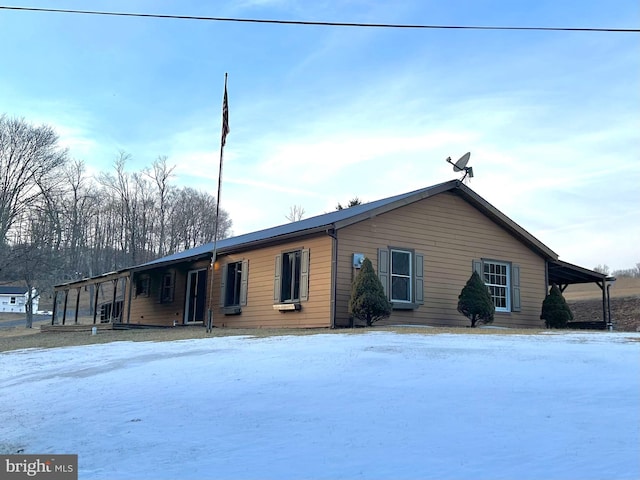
(1, 1), (638, 271)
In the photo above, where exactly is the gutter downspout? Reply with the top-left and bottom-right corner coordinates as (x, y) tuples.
(327, 226), (338, 329)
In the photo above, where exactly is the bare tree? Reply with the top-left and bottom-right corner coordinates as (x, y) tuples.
(144, 156), (175, 257)
(61, 160), (98, 277)
(167, 187), (231, 251)
(98, 152), (142, 264)
(612, 262), (640, 278)
(0, 117), (237, 314)
(285, 205), (305, 222)
(0, 115), (67, 326)
(6, 191), (63, 327)
(593, 264), (610, 275)
(0, 115), (67, 247)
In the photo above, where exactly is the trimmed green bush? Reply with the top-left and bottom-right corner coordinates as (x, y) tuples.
(349, 257), (392, 326)
(541, 284), (573, 328)
(457, 271), (495, 327)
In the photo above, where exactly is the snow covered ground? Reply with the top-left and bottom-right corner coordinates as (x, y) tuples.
(1, 331), (638, 480)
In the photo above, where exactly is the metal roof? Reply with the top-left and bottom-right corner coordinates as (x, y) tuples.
(133, 179), (558, 272)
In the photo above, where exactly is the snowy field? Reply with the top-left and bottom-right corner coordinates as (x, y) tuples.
(1, 331), (639, 480)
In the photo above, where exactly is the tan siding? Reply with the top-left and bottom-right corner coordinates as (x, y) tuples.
(335, 192), (547, 328)
(128, 266), (192, 326)
(212, 234), (332, 328)
(120, 191), (547, 330)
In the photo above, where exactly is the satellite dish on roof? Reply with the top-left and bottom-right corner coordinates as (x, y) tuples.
(446, 152), (474, 182)
(452, 152), (470, 172)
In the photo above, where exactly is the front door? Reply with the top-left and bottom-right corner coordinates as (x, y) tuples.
(185, 269), (208, 323)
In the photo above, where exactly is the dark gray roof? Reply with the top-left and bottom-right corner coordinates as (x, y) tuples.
(0, 286), (28, 295)
(133, 179), (558, 272)
(548, 259), (609, 285)
(135, 181), (454, 270)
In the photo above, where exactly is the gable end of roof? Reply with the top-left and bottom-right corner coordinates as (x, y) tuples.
(452, 183), (558, 260)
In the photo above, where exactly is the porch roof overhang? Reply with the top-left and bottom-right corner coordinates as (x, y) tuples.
(54, 270), (130, 292)
(547, 259), (616, 328)
(547, 259), (611, 286)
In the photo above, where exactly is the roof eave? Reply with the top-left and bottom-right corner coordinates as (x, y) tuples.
(217, 225), (332, 255)
(130, 225), (333, 273)
(131, 252), (213, 273)
(54, 269), (130, 290)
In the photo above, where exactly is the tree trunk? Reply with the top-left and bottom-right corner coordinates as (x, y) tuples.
(25, 284), (33, 329)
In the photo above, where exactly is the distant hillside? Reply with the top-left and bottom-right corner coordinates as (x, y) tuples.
(563, 277), (640, 332)
(563, 277), (640, 301)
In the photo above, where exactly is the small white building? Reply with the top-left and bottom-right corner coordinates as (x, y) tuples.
(0, 286), (39, 313)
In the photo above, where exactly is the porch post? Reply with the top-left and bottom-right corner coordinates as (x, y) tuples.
(74, 287), (81, 324)
(110, 279), (118, 323)
(62, 290), (69, 325)
(51, 291), (58, 325)
(598, 280), (607, 325)
(93, 282), (100, 324)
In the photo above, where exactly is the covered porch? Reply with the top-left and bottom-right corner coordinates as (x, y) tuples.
(51, 270), (131, 326)
(547, 259), (616, 329)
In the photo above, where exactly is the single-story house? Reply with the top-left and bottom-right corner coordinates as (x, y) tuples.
(0, 286), (39, 313)
(52, 180), (613, 328)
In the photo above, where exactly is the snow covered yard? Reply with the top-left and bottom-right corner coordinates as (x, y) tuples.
(1, 331), (638, 480)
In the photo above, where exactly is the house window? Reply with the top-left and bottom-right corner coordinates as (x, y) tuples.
(483, 261), (510, 311)
(274, 249), (310, 304)
(225, 262), (243, 306)
(473, 259), (520, 313)
(136, 276), (150, 297)
(220, 260), (249, 313)
(160, 272), (175, 304)
(391, 249), (412, 302)
(377, 248), (424, 308)
(282, 250), (302, 302)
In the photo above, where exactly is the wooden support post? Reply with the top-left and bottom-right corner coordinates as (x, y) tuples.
(110, 279), (118, 323)
(74, 287), (81, 325)
(93, 282), (100, 324)
(51, 291), (58, 325)
(62, 290), (69, 326)
(597, 280), (607, 325)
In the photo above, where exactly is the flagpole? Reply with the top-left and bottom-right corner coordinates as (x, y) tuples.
(207, 72), (229, 333)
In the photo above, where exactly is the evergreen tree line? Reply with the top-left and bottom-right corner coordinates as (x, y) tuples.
(0, 115), (231, 307)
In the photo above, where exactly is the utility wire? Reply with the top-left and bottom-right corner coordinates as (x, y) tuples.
(0, 5), (638, 33)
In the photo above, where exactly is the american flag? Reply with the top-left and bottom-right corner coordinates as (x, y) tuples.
(221, 82), (230, 147)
